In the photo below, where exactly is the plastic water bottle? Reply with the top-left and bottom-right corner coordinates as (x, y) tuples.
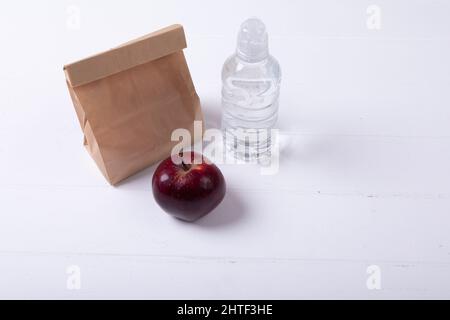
(221, 18), (281, 161)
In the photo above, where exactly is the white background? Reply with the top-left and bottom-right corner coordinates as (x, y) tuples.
(1, 0), (450, 299)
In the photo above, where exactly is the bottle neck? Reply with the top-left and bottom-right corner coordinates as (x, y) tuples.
(236, 48), (269, 63)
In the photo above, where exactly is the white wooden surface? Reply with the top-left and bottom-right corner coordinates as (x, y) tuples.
(1, 0), (450, 299)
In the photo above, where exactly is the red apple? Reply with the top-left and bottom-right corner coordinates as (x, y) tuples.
(152, 152), (226, 222)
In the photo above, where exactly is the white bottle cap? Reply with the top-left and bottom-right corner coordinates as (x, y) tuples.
(236, 18), (269, 62)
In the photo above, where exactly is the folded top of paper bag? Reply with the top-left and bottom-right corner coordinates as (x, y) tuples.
(64, 24), (187, 88)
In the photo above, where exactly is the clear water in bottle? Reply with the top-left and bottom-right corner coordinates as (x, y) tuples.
(222, 18), (281, 161)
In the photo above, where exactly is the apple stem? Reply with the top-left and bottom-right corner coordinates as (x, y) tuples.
(181, 161), (191, 171)
(179, 150), (191, 171)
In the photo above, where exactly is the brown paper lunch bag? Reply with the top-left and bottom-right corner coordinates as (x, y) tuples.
(64, 24), (203, 185)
